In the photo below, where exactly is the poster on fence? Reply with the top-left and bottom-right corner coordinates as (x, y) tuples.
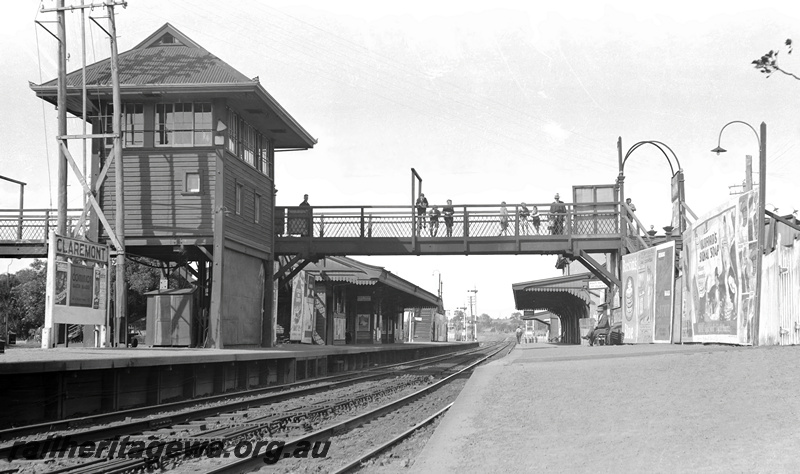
(43, 232), (110, 348)
(290, 272), (315, 343)
(622, 241), (675, 344)
(653, 242), (675, 343)
(681, 189), (758, 344)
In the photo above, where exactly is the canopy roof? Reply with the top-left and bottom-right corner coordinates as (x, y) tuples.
(306, 256), (442, 309)
(512, 272), (595, 315)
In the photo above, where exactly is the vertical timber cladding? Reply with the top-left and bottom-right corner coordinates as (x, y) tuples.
(219, 149), (274, 347)
(220, 248), (264, 345)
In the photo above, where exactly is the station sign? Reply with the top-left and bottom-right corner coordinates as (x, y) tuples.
(42, 231), (110, 348)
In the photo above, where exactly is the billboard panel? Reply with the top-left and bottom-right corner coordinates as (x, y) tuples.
(290, 272), (315, 343)
(681, 189), (758, 344)
(622, 241), (676, 343)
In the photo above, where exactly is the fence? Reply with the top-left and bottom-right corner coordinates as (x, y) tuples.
(759, 231), (800, 345)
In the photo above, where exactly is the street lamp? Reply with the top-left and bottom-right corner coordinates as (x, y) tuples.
(711, 121), (767, 346)
(431, 270), (443, 298)
(616, 139), (686, 313)
(617, 139), (685, 233)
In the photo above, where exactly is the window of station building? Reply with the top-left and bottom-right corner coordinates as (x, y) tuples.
(184, 171), (201, 194)
(333, 286), (346, 314)
(95, 103), (144, 148)
(156, 102), (212, 147)
(235, 182), (244, 216)
(254, 193), (261, 223)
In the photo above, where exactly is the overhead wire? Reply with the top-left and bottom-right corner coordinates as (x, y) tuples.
(34, 0), (54, 209)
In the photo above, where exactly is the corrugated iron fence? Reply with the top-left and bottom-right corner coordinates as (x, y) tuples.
(759, 232), (800, 345)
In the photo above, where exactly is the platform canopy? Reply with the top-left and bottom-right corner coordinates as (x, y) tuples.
(512, 272), (595, 311)
(512, 272), (600, 343)
(305, 256), (441, 309)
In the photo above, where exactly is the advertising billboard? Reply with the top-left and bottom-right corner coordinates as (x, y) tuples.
(622, 241), (675, 343)
(681, 189), (758, 344)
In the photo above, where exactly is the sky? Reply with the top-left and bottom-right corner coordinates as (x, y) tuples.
(1, 1), (799, 319)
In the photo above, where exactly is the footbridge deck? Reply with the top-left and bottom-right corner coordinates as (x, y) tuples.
(274, 202), (625, 258)
(0, 203), (629, 288)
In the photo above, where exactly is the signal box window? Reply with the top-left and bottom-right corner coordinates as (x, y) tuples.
(156, 102), (212, 147)
(236, 183), (244, 215)
(184, 172), (201, 194)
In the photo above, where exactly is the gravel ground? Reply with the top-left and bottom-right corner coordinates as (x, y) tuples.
(414, 342), (800, 473)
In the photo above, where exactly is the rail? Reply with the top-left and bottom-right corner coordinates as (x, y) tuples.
(0, 208), (83, 241)
(275, 202), (623, 239)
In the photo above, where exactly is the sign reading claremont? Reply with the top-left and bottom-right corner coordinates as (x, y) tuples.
(42, 232), (110, 348)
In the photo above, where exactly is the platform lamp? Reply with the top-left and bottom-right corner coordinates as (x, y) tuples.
(616, 139), (684, 301)
(711, 121), (766, 346)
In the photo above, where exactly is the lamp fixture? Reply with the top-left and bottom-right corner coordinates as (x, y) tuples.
(216, 120), (227, 132)
(711, 146), (726, 155)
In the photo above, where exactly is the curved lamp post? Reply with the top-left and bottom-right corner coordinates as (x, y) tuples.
(712, 121), (766, 346)
(617, 138), (686, 238)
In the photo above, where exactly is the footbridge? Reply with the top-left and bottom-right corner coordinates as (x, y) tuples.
(274, 202), (641, 289)
(1, 201), (656, 290)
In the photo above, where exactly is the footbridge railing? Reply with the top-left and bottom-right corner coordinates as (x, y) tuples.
(0, 209), (85, 257)
(275, 202), (624, 256)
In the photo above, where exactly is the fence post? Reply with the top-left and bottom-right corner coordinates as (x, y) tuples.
(17, 210), (23, 240)
(566, 204), (572, 236)
(307, 207), (313, 238)
(360, 208), (365, 238)
(45, 210), (50, 240)
(463, 206), (469, 237)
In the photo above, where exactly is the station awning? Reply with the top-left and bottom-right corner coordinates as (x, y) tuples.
(305, 256), (441, 309)
(512, 273), (595, 314)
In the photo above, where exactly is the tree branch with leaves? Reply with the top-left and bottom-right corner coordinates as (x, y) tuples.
(753, 39), (799, 80)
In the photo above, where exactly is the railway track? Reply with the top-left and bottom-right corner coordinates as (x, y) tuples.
(1, 341), (510, 473)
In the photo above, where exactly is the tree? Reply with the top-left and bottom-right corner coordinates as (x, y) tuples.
(116, 257), (192, 328)
(9, 260), (48, 338)
(752, 39), (799, 80)
(1, 257), (192, 340)
(477, 313), (492, 327)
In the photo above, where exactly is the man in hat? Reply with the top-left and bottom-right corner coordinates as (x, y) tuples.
(584, 302), (611, 346)
(550, 193), (567, 235)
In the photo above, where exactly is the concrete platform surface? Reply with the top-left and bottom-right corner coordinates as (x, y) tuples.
(0, 341), (467, 374)
(414, 342), (800, 473)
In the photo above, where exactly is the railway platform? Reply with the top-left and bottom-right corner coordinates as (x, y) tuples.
(0, 341), (476, 429)
(414, 342), (800, 473)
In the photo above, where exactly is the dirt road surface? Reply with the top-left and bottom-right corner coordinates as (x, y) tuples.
(413, 342), (799, 473)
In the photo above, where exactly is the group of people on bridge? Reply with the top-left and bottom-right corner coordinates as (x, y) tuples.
(414, 193), (568, 237)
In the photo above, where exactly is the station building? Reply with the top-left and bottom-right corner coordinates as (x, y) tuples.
(286, 256), (443, 345)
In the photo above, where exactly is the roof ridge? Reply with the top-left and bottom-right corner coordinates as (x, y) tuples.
(132, 22), (204, 50)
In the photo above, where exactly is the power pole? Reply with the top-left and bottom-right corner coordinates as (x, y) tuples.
(40, 0), (128, 348)
(107, 3), (126, 346)
(728, 155), (753, 195)
(56, 0), (67, 236)
(468, 288), (478, 342)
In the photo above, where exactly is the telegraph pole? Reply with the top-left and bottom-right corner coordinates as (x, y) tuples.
(468, 288), (478, 342)
(107, 3), (126, 346)
(56, 0), (67, 235)
(42, 0), (128, 347)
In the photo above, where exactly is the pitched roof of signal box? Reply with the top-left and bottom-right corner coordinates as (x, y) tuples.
(30, 23), (316, 149)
